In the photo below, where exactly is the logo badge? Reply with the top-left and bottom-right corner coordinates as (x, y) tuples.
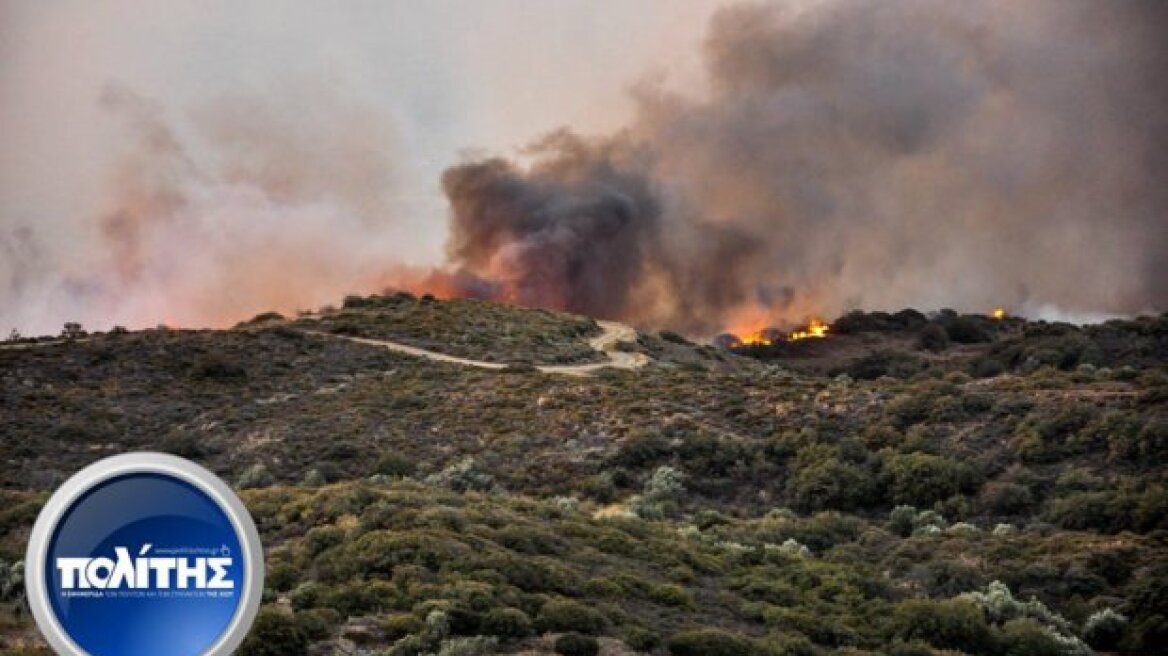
(26, 453), (264, 656)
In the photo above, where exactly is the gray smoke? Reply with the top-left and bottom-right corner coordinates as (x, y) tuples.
(436, 0), (1168, 333)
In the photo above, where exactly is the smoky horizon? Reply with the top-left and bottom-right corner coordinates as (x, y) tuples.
(2, 0), (1166, 337)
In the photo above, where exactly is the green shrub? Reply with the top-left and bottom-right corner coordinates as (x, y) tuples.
(621, 625), (661, 651)
(554, 632), (600, 656)
(844, 350), (925, 380)
(582, 577), (623, 597)
(1082, 608), (1127, 651)
(382, 613), (426, 641)
(883, 453), (981, 506)
(944, 317), (991, 344)
(296, 607), (340, 641)
(998, 618), (1086, 656)
(787, 456), (875, 512)
(889, 505), (917, 537)
(917, 323), (950, 352)
(649, 583), (695, 608)
(667, 627), (755, 656)
(979, 482), (1034, 515)
(237, 607), (309, 656)
(425, 457), (497, 493)
(481, 607), (532, 639)
(238, 464), (275, 489)
(890, 598), (994, 655)
(374, 452), (417, 477)
(537, 599), (607, 635)
(159, 431), (204, 458)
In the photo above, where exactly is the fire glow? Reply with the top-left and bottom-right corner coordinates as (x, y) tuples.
(738, 318), (830, 347)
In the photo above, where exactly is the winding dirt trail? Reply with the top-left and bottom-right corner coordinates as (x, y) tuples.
(1, 321), (651, 377)
(0, 338), (85, 350)
(306, 320), (649, 376)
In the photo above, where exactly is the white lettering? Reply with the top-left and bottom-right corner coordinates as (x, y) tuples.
(56, 558), (88, 589)
(54, 547), (235, 591)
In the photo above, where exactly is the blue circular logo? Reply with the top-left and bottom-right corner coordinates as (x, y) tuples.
(26, 454), (264, 656)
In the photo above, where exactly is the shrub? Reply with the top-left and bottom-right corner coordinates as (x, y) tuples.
(190, 353), (247, 381)
(159, 431), (204, 458)
(373, 452), (417, 477)
(245, 311), (285, 324)
(667, 627), (756, 656)
(787, 456), (875, 512)
(633, 465), (688, 518)
(958, 581), (1075, 636)
(917, 323), (950, 352)
(890, 598), (994, 655)
(481, 607), (532, 639)
(382, 613), (426, 641)
(61, 322), (86, 339)
(643, 465), (687, 503)
(979, 482), (1034, 515)
(238, 464), (275, 489)
(998, 618), (1090, 656)
(236, 607), (309, 656)
(621, 625), (661, 651)
(425, 457), (496, 493)
(1082, 608), (1127, 650)
(969, 357), (1006, 379)
(944, 316), (991, 344)
(555, 633), (600, 656)
(883, 453), (981, 506)
(889, 505), (917, 537)
(649, 583), (695, 608)
(537, 600), (607, 635)
(296, 608), (340, 641)
(435, 636), (499, 656)
(844, 350), (925, 380)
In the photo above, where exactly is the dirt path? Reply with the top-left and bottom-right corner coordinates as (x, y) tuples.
(306, 320), (649, 376)
(1, 321), (651, 377)
(0, 338), (84, 350)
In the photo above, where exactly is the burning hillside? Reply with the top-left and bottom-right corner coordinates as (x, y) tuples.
(725, 318), (831, 348)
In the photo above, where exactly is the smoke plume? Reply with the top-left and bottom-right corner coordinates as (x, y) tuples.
(429, 0), (1168, 333)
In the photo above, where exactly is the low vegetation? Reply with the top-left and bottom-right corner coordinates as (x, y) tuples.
(0, 297), (1164, 654)
(288, 292), (604, 365)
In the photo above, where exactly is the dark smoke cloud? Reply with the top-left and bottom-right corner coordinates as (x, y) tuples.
(435, 0), (1168, 333)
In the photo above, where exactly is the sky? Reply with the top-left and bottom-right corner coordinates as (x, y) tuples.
(2, 0), (1165, 336)
(0, 0), (726, 333)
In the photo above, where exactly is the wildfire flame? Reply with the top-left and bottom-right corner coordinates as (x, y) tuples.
(991, 307), (1006, 320)
(789, 318), (830, 341)
(738, 318), (830, 346)
(739, 331), (774, 347)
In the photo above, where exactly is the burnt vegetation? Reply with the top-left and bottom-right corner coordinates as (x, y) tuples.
(730, 308), (1168, 382)
(0, 297), (1165, 655)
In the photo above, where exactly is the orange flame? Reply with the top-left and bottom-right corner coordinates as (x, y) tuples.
(788, 318), (830, 341)
(737, 318), (829, 346)
(739, 331), (773, 347)
(991, 307), (1006, 320)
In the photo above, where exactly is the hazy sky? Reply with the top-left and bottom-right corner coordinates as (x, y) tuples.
(0, 0), (724, 254)
(0, 0), (726, 333)
(2, 1), (1164, 335)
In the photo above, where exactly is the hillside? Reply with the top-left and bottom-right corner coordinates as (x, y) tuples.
(0, 296), (1165, 655)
